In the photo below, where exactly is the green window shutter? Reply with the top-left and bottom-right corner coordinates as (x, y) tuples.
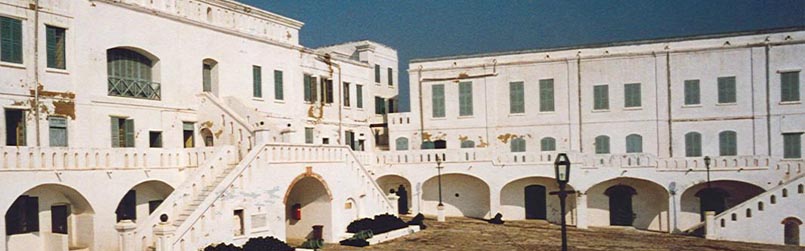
(511, 138), (526, 152)
(459, 81), (473, 116)
(624, 83), (641, 107)
(781, 72), (800, 102)
(325, 79), (334, 104)
(718, 76), (736, 103)
(685, 132), (702, 157)
(432, 84), (445, 117)
(509, 82), (524, 113)
(303, 74), (311, 101)
(374, 64), (381, 83)
(375, 96), (386, 114)
(48, 117), (68, 147)
(343, 82), (350, 107)
(124, 119), (135, 148)
(461, 140), (475, 148)
(274, 70), (284, 100)
(540, 137), (556, 151)
(111, 118), (120, 148)
(684, 80), (700, 105)
(46, 26), (66, 69)
(203, 64), (212, 92)
(396, 137), (408, 150)
(387, 67), (393, 86)
(594, 85), (609, 110)
(595, 136), (610, 154)
(783, 133), (802, 159)
(310, 76), (318, 102)
(253, 66), (262, 98)
(1, 17), (23, 63)
(719, 131), (737, 156)
(539, 79), (555, 112)
(626, 134), (642, 153)
(305, 128), (313, 144)
(356, 85), (363, 108)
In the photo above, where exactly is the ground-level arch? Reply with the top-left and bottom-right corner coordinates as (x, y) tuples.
(114, 180), (174, 223)
(422, 173), (490, 219)
(284, 174), (333, 242)
(499, 176), (577, 224)
(376, 174), (413, 215)
(678, 180), (764, 230)
(587, 177), (669, 231)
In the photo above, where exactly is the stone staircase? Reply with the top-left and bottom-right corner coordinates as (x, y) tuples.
(705, 173), (804, 246)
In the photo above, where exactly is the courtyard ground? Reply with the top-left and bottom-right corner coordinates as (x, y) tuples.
(303, 216), (804, 251)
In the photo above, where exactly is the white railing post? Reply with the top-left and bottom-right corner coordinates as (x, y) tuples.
(704, 211), (716, 239)
(154, 218), (176, 251)
(115, 220), (137, 251)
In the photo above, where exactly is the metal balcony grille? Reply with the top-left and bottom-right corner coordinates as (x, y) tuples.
(108, 77), (161, 100)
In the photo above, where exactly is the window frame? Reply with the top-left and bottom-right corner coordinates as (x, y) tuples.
(684, 79), (701, 105)
(719, 131), (738, 156)
(717, 76), (737, 104)
(509, 81), (525, 114)
(781, 71), (800, 102)
(685, 132), (703, 157)
(783, 133), (802, 159)
(593, 85), (610, 110)
(48, 116), (68, 147)
(46, 25), (67, 70)
(625, 134), (642, 153)
(540, 137), (556, 152)
(595, 135), (610, 154)
(274, 70), (284, 100)
(432, 84), (445, 117)
(0, 16), (23, 64)
(510, 137), (526, 153)
(459, 81), (473, 116)
(624, 83), (641, 108)
(539, 79), (555, 112)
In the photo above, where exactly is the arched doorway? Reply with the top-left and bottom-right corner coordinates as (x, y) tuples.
(588, 178), (669, 231)
(678, 180), (764, 230)
(114, 180), (174, 223)
(525, 185), (547, 220)
(500, 177), (577, 223)
(605, 185), (637, 226)
(200, 128), (214, 147)
(422, 173), (490, 218)
(284, 176), (333, 242)
(5, 184), (94, 251)
(202, 58), (219, 95)
(783, 217), (802, 246)
(376, 175), (412, 215)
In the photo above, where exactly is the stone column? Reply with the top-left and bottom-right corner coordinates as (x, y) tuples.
(575, 193), (588, 229)
(437, 205), (445, 222)
(115, 220), (137, 251)
(154, 221), (176, 251)
(387, 193), (400, 216)
(704, 211), (716, 240)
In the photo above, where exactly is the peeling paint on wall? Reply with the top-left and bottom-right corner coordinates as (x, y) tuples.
(497, 133), (531, 144)
(53, 100), (76, 120)
(477, 137), (488, 148)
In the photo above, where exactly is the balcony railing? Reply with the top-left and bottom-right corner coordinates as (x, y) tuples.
(108, 76), (161, 100)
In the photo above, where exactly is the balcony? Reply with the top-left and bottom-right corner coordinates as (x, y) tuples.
(108, 76), (161, 100)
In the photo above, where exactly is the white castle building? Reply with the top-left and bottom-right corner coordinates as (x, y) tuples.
(0, 0), (802, 251)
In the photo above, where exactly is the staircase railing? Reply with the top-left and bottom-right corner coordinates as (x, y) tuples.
(198, 92), (256, 158)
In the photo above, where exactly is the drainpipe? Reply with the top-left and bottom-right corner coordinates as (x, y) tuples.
(33, 0), (41, 147)
(666, 51), (673, 157)
(576, 54), (583, 152)
(764, 44), (771, 156)
(417, 66), (424, 144)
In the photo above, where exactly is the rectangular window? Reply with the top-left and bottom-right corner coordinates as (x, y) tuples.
(274, 70), (284, 100)
(149, 131), (162, 148)
(111, 117), (134, 148)
(183, 122), (194, 148)
(684, 80), (700, 105)
(459, 81), (473, 116)
(387, 67), (393, 86)
(5, 109), (25, 146)
(233, 209), (245, 236)
(0, 16), (23, 63)
(252, 66), (262, 98)
(305, 127), (313, 144)
(325, 79), (333, 104)
(303, 74), (312, 102)
(375, 96), (386, 115)
(51, 205), (68, 234)
(783, 133), (802, 159)
(539, 79), (555, 112)
(781, 71), (800, 102)
(717, 76), (736, 103)
(374, 64), (381, 83)
(203, 63), (213, 92)
(593, 85), (609, 110)
(509, 82), (524, 114)
(624, 83), (641, 108)
(46, 26), (66, 69)
(48, 117), (68, 147)
(345, 131), (356, 150)
(343, 82), (350, 107)
(356, 85), (363, 108)
(432, 84), (445, 117)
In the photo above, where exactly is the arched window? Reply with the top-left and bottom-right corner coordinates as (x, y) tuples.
(434, 140), (447, 149)
(461, 140), (475, 148)
(107, 48), (160, 100)
(625, 134), (643, 153)
(719, 131), (737, 156)
(202, 59), (218, 94)
(745, 208), (752, 218)
(206, 7), (213, 22)
(511, 137), (526, 152)
(758, 201), (764, 211)
(685, 132), (702, 157)
(395, 137), (408, 151)
(783, 217), (802, 245)
(540, 137), (556, 152)
(595, 135), (610, 154)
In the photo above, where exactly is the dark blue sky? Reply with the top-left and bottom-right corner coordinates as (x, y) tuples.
(242, 0), (805, 112)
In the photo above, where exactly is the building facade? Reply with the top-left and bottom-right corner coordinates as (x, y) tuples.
(0, 0), (802, 250)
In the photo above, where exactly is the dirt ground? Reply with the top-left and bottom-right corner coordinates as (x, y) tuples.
(306, 217), (804, 251)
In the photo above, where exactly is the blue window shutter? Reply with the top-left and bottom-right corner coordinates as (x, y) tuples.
(459, 81), (473, 116)
(718, 76), (736, 103)
(539, 79), (555, 112)
(509, 82), (524, 113)
(781, 72), (800, 102)
(684, 80), (700, 105)
(432, 84), (445, 117)
(274, 70), (284, 100)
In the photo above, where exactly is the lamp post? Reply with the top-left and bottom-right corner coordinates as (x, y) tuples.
(553, 153), (571, 251)
(704, 156), (711, 189)
(435, 155), (445, 222)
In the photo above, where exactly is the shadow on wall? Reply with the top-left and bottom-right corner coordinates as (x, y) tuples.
(285, 177), (332, 241)
(422, 173), (490, 218)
